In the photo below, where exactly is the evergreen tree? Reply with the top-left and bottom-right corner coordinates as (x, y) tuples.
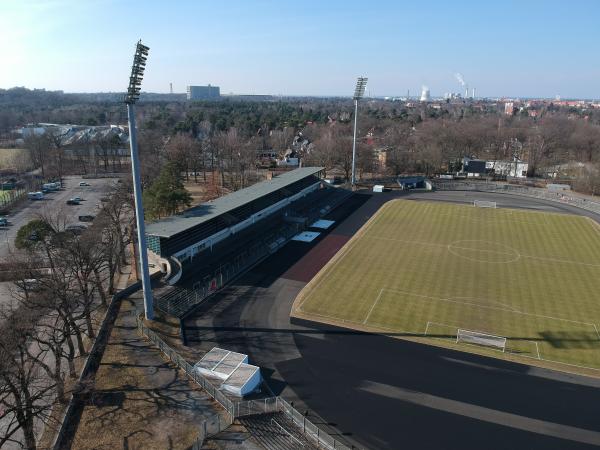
(143, 162), (192, 219)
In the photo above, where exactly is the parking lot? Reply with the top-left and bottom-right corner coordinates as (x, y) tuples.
(0, 175), (118, 260)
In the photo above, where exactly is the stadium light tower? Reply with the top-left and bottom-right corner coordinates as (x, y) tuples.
(351, 76), (368, 188)
(124, 40), (154, 320)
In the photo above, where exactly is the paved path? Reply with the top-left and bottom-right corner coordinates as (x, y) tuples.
(185, 190), (600, 450)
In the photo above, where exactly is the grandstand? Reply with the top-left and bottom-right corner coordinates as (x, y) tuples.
(147, 167), (352, 319)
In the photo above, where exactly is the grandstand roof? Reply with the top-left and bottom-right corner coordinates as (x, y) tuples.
(145, 167), (324, 239)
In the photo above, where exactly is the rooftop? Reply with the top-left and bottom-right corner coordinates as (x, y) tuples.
(145, 167), (324, 238)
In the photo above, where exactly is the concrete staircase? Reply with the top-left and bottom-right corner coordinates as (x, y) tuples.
(238, 412), (318, 450)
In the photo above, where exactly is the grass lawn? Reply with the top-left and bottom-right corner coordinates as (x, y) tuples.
(293, 199), (600, 376)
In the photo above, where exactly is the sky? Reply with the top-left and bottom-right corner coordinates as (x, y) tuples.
(1, 0), (599, 99)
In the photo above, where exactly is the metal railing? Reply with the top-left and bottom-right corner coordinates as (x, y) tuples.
(434, 180), (600, 215)
(134, 314), (351, 450)
(272, 417), (306, 447)
(191, 413), (228, 450)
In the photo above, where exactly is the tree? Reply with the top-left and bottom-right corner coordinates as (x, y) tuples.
(143, 162), (192, 219)
(0, 309), (56, 450)
(15, 220), (54, 250)
(24, 134), (51, 179)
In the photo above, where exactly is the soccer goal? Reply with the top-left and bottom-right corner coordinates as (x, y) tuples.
(456, 329), (507, 352)
(473, 200), (497, 208)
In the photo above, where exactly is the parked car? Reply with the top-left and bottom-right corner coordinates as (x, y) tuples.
(0, 217), (8, 226)
(66, 199), (80, 205)
(66, 224), (87, 235)
(27, 191), (44, 200)
(78, 215), (95, 222)
(22, 279), (42, 291)
(79, 181), (91, 187)
(72, 196), (82, 202)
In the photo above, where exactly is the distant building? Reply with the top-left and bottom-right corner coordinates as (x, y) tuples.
(486, 160), (528, 178)
(504, 102), (515, 116)
(187, 85), (220, 100)
(461, 157), (487, 177)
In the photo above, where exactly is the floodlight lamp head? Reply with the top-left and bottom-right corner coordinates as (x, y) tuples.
(353, 76), (368, 100)
(124, 40), (150, 104)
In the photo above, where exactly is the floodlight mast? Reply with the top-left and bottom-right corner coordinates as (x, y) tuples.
(125, 40), (154, 320)
(351, 77), (368, 188)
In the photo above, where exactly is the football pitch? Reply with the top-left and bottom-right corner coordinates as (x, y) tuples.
(293, 199), (600, 375)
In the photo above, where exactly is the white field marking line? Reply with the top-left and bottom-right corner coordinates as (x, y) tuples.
(369, 235), (600, 269)
(297, 200), (400, 307)
(381, 288), (600, 333)
(296, 206), (384, 313)
(366, 236), (447, 248)
(363, 289), (385, 324)
(308, 310), (600, 373)
(516, 351), (600, 373)
(449, 296), (520, 312)
(436, 211), (545, 227)
(520, 254), (600, 269)
(427, 321), (543, 359)
(425, 321), (458, 336)
(449, 245), (517, 256)
(427, 321), (538, 357)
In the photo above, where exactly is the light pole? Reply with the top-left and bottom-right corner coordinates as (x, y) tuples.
(124, 40), (154, 320)
(351, 77), (368, 188)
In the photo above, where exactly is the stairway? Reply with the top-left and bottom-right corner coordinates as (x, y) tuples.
(238, 412), (318, 450)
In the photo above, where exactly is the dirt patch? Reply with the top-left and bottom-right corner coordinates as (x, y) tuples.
(70, 296), (222, 450)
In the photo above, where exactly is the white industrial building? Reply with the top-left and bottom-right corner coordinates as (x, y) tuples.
(194, 347), (261, 397)
(486, 160), (528, 178)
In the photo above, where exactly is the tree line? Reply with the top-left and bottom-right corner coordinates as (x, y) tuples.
(0, 182), (134, 449)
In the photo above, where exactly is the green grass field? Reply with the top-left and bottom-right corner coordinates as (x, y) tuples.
(293, 199), (600, 375)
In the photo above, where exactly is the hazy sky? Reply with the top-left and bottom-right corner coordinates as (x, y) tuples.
(1, 0), (599, 98)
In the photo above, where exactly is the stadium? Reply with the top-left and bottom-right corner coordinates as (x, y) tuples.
(149, 170), (600, 450)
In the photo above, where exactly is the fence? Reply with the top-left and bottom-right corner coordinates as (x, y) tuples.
(0, 187), (26, 212)
(135, 314), (351, 450)
(434, 180), (600, 215)
(191, 413), (229, 450)
(52, 279), (145, 450)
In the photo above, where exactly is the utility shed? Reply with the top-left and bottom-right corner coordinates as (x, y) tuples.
(221, 363), (262, 396)
(193, 347), (262, 397)
(195, 348), (248, 380)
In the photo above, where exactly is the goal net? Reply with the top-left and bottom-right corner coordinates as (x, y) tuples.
(456, 329), (507, 352)
(474, 200), (497, 208)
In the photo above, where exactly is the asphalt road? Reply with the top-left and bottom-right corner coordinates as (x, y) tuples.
(184, 189), (600, 450)
(0, 175), (117, 260)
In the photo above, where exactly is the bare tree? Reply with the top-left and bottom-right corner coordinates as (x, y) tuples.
(0, 309), (56, 450)
(24, 134), (51, 179)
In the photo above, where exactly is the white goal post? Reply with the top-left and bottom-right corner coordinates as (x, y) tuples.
(473, 200), (497, 208)
(456, 329), (507, 352)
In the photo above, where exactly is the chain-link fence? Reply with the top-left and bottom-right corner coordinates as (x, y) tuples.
(134, 313), (351, 450)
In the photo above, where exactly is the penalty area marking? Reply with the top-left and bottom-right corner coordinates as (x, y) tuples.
(364, 288), (600, 340)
